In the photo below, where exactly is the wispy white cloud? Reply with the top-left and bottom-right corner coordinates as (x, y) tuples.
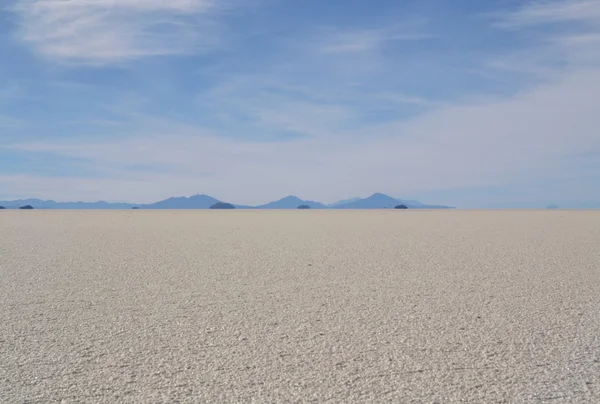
(3, 66), (599, 204)
(495, 0), (600, 28)
(484, 0), (600, 82)
(11, 0), (226, 64)
(376, 93), (446, 108)
(317, 21), (429, 54)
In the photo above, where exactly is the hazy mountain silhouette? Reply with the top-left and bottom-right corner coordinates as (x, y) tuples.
(255, 195), (328, 209)
(0, 199), (136, 209)
(333, 193), (453, 209)
(0, 193), (453, 209)
(232, 204), (255, 209)
(145, 194), (219, 209)
(5, 193), (600, 209)
(395, 198), (424, 207)
(334, 193), (400, 209)
(210, 202), (236, 209)
(328, 197), (362, 207)
(409, 203), (454, 209)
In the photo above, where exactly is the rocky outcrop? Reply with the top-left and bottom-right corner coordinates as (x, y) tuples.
(19, 205), (34, 210)
(394, 204), (408, 209)
(297, 205), (311, 209)
(210, 202), (236, 210)
(0, 206), (5, 209)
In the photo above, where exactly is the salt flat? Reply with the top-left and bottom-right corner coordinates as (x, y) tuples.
(1, 210), (599, 403)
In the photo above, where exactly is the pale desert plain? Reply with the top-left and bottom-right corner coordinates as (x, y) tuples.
(1, 210), (599, 403)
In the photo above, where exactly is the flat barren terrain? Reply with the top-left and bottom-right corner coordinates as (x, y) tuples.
(1, 210), (599, 403)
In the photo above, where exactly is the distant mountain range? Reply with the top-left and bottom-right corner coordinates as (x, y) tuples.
(144, 194), (220, 209)
(328, 197), (362, 207)
(255, 195), (329, 209)
(0, 193), (454, 210)
(331, 193), (450, 209)
(0, 199), (137, 209)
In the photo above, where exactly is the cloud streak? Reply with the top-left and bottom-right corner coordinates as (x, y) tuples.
(496, 0), (600, 28)
(12, 0), (226, 64)
(484, 0), (600, 83)
(318, 22), (429, 54)
(3, 66), (599, 204)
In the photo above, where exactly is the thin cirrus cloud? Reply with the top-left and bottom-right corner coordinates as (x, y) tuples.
(494, 0), (600, 27)
(4, 67), (599, 204)
(11, 0), (225, 64)
(318, 22), (430, 54)
(484, 0), (600, 78)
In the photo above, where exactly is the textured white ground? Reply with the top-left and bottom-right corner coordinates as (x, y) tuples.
(1, 210), (599, 403)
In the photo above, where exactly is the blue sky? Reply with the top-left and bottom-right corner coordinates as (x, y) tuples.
(1, 0), (599, 207)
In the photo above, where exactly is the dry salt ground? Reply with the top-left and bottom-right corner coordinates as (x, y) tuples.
(1, 210), (599, 403)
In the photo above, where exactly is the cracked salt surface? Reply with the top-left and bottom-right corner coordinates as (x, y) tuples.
(1, 210), (599, 403)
